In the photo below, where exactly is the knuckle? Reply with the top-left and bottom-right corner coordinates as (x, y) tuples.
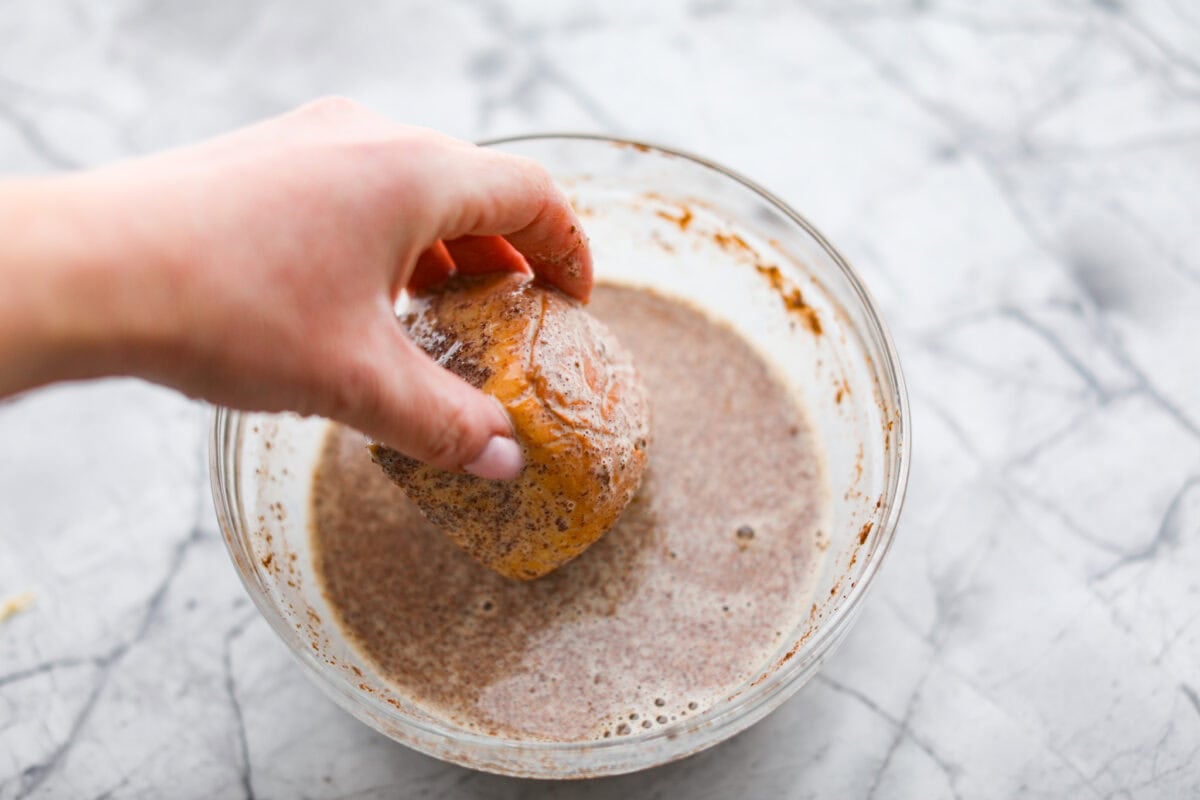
(300, 95), (364, 120)
(423, 393), (478, 469)
(324, 356), (382, 427)
(510, 154), (554, 193)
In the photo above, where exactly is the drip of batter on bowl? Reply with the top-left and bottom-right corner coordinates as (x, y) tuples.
(369, 272), (651, 580)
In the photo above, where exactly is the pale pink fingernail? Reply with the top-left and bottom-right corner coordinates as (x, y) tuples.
(464, 435), (524, 480)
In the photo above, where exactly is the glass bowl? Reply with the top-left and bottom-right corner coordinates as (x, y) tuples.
(210, 134), (909, 778)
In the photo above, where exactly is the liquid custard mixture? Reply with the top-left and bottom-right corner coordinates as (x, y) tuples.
(310, 283), (830, 741)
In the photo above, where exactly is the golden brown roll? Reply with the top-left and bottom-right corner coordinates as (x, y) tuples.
(369, 272), (650, 580)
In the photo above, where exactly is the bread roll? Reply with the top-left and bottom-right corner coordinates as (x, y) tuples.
(370, 272), (650, 580)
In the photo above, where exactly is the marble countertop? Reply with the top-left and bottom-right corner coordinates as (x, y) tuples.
(3, 1), (1199, 797)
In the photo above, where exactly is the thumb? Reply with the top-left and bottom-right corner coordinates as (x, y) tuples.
(332, 327), (523, 480)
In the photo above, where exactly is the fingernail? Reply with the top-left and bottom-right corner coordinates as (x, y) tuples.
(464, 435), (524, 480)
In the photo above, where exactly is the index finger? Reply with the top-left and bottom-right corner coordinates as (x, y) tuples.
(418, 147), (593, 302)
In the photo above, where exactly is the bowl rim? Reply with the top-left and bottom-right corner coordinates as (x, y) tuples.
(210, 132), (911, 770)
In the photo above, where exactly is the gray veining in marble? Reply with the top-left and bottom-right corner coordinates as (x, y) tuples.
(2, 1), (1199, 797)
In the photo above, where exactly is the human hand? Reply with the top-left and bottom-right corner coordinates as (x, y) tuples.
(0, 98), (592, 478)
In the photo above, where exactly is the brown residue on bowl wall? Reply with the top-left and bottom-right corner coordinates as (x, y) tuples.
(713, 231), (751, 253)
(673, 211), (823, 337)
(643, 189), (826, 340)
(753, 265), (822, 336)
(656, 205), (694, 230)
(612, 140), (653, 154)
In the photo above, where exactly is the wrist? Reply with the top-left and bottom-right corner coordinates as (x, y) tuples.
(0, 174), (178, 396)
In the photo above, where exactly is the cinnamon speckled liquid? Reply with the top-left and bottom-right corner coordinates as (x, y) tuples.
(310, 283), (829, 742)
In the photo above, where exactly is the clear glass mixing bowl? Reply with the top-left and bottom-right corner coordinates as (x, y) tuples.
(210, 135), (909, 778)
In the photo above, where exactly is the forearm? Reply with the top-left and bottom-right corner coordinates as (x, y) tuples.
(0, 175), (175, 397)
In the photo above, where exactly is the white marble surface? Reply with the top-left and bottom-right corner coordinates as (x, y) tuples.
(3, 0), (1199, 797)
